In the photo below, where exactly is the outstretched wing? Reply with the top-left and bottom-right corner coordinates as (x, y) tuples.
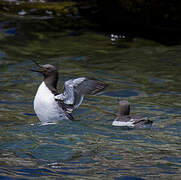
(74, 78), (107, 95)
(56, 99), (74, 120)
(55, 77), (107, 119)
(73, 78), (108, 108)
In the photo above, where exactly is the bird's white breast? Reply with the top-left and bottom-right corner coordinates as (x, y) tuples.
(34, 82), (67, 123)
(112, 120), (134, 127)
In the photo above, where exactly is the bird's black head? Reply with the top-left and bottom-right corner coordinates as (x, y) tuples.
(30, 60), (58, 78)
(31, 60), (58, 94)
(118, 100), (130, 116)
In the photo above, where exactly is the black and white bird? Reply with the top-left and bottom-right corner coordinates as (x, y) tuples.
(112, 100), (153, 128)
(31, 61), (107, 123)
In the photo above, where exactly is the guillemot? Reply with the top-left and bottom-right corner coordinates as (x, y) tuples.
(112, 100), (153, 128)
(31, 60), (107, 123)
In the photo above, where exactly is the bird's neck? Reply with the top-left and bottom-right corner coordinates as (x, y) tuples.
(44, 74), (58, 95)
(116, 106), (130, 119)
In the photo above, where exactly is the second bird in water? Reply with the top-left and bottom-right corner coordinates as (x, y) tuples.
(112, 100), (153, 128)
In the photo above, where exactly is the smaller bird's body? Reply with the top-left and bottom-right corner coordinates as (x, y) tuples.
(112, 100), (153, 128)
(31, 62), (107, 123)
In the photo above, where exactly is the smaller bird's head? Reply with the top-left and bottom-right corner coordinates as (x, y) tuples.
(30, 60), (58, 78)
(118, 100), (130, 116)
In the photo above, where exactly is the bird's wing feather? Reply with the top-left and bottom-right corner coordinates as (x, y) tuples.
(56, 99), (74, 120)
(55, 77), (107, 119)
(73, 78), (107, 108)
(74, 78), (107, 95)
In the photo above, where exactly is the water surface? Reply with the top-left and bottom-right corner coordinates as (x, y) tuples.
(0, 17), (181, 179)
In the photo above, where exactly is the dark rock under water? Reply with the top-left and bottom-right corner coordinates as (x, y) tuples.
(0, 0), (181, 45)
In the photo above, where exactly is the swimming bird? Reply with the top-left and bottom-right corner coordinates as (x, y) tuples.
(31, 61), (107, 123)
(112, 100), (153, 128)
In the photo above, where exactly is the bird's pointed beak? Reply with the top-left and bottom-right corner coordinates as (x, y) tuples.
(32, 60), (41, 67)
(30, 60), (44, 73)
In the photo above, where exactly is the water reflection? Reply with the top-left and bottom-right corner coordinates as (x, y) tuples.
(0, 20), (181, 179)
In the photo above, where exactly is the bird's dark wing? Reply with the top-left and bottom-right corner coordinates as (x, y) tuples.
(56, 99), (74, 120)
(74, 78), (107, 95)
(73, 78), (108, 108)
(55, 77), (108, 120)
(132, 117), (153, 125)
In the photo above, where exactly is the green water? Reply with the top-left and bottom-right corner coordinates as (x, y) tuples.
(0, 17), (181, 179)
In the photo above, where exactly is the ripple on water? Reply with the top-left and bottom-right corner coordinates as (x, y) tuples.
(103, 89), (140, 98)
(114, 176), (145, 180)
(0, 27), (181, 179)
(31, 144), (76, 161)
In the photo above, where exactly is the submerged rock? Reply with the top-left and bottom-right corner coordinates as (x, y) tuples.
(0, 1), (78, 17)
(0, 0), (181, 44)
